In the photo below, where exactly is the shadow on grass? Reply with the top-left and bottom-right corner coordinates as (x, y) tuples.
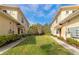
(16, 36), (36, 47)
(40, 44), (53, 55)
(40, 43), (72, 55)
(40, 44), (52, 50)
(25, 36), (36, 44)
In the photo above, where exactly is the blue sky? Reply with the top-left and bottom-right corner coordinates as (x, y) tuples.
(19, 4), (75, 25)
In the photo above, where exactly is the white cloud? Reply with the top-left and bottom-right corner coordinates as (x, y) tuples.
(26, 4), (39, 12)
(44, 4), (52, 10)
(37, 11), (45, 17)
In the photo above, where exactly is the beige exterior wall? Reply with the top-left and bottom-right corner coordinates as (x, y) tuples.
(0, 5), (29, 35)
(0, 7), (18, 20)
(56, 10), (74, 24)
(17, 10), (29, 33)
(61, 15), (79, 39)
(17, 10), (25, 25)
(0, 14), (18, 35)
(51, 10), (73, 35)
(51, 6), (79, 40)
(58, 10), (72, 23)
(7, 10), (18, 20)
(51, 21), (56, 34)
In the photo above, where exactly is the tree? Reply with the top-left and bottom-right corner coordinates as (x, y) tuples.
(27, 24), (44, 35)
(27, 24), (51, 35)
(43, 24), (51, 35)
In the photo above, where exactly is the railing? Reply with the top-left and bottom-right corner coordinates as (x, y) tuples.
(55, 10), (79, 27)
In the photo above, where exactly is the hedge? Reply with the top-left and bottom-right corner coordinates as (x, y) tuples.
(57, 36), (64, 41)
(66, 38), (79, 47)
(51, 34), (79, 47)
(51, 34), (58, 37)
(0, 34), (26, 47)
(51, 34), (64, 41)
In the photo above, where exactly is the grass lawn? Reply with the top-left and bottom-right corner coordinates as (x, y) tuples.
(2, 35), (72, 55)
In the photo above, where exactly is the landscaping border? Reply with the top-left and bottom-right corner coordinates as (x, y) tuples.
(51, 36), (79, 55)
(0, 37), (26, 54)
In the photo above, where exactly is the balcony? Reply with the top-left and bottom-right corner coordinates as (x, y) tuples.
(55, 10), (79, 27)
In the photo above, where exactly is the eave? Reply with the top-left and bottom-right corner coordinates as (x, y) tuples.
(60, 10), (79, 24)
(0, 11), (24, 27)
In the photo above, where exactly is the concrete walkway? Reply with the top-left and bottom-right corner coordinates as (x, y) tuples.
(51, 36), (79, 55)
(0, 38), (26, 54)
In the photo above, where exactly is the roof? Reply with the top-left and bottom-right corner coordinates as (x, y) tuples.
(60, 10), (79, 24)
(0, 5), (19, 10)
(50, 5), (79, 26)
(0, 10), (25, 27)
(0, 5), (29, 26)
(61, 6), (79, 10)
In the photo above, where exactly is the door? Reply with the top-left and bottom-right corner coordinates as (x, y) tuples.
(18, 28), (20, 34)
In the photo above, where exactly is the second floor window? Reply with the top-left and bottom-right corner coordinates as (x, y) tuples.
(66, 11), (69, 14)
(21, 17), (24, 23)
(67, 28), (70, 34)
(56, 19), (58, 23)
(10, 22), (12, 24)
(3, 10), (7, 13)
(76, 30), (79, 37)
(21, 29), (23, 33)
(72, 10), (76, 13)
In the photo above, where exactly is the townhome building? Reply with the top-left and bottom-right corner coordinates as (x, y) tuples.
(51, 6), (79, 40)
(0, 5), (29, 35)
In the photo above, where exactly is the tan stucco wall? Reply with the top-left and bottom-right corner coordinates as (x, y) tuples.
(61, 15), (79, 39)
(59, 10), (72, 22)
(0, 6), (29, 35)
(7, 10), (18, 20)
(17, 10), (29, 33)
(0, 7), (18, 20)
(51, 6), (79, 40)
(0, 14), (18, 35)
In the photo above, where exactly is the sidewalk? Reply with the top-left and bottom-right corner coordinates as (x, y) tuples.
(51, 36), (79, 55)
(0, 38), (26, 54)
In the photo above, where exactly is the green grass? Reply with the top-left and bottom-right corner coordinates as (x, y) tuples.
(2, 35), (72, 55)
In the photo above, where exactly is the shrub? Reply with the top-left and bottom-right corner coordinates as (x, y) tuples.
(76, 41), (79, 47)
(51, 34), (58, 37)
(66, 38), (74, 45)
(66, 38), (79, 47)
(0, 36), (7, 46)
(27, 24), (51, 35)
(0, 34), (25, 47)
(57, 36), (64, 41)
(21, 34), (26, 37)
(51, 34), (64, 41)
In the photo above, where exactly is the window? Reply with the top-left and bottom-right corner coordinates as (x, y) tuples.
(72, 10), (76, 13)
(10, 22), (11, 24)
(8, 29), (14, 34)
(67, 28), (70, 33)
(18, 28), (20, 34)
(3, 10), (7, 13)
(56, 30), (59, 34)
(66, 11), (69, 14)
(21, 29), (23, 33)
(8, 29), (12, 34)
(56, 29), (61, 34)
(56, 19), (58, 23)
(76, 30), (79, 36)
(21, 17), (24, 23)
